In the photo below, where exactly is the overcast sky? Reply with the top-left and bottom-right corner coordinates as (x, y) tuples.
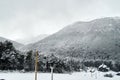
(0, 0), (120, 40)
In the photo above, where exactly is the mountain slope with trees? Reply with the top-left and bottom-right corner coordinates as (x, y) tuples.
(21, 17), (120, 61)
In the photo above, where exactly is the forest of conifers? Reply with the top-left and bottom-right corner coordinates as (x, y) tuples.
(0, 41), (120, 73)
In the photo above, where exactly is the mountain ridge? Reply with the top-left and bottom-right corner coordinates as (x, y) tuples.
(0, 37), (24, 49)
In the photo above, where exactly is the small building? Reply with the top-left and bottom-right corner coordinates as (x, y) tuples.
(98, 63), (110, 72)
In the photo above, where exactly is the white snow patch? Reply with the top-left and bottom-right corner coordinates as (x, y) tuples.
(0, 71), (119, 80)
(108, 24), (112, 26)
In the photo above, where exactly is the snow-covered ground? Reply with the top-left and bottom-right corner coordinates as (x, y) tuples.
(0, 71), (120, 80)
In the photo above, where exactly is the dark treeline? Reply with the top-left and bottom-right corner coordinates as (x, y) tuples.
(0, 41), (82, 73)
(0, 41), (24, 70)
(0, 41), (120, 73)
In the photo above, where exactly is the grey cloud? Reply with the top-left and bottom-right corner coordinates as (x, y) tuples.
(0, 0), (120, 40)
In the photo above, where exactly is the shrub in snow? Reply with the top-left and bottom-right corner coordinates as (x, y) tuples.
(20, 69), (25, 73)
(112, 62), (120, 72)
(116, 73), (120, 76)
(104, 73), (113, 78)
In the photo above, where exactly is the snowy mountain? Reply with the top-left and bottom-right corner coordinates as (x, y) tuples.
(0, 37), (24, 49)
(17, 34), (48, 45)
(21, 17), (120, 60)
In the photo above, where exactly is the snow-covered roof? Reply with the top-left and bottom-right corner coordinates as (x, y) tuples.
(99, 64), (108, 68)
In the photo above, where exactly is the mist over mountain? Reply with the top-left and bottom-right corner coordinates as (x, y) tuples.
(17, 34), (48, 45)
(0, 37), (24, 49)
(21, 17), (120, 61)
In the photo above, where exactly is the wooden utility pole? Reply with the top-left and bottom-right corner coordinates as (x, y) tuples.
(35, 50), (38, 80)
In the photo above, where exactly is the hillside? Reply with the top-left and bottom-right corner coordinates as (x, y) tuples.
(0, 37), (24, 49)
(21, 17), (120, 61)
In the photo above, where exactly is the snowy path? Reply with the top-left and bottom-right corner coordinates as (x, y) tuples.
(0, 71), (120, 80)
